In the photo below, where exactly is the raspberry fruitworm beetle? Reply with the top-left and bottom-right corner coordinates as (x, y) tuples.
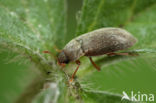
(44, 27), (137, 82)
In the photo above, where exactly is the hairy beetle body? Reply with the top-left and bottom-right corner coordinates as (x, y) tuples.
(61, 27), (137, 62)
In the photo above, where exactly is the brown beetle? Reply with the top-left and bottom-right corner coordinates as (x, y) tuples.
(44, 27), (137, 81)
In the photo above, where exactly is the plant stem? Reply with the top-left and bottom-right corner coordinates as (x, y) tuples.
(15, 75), (46, 103)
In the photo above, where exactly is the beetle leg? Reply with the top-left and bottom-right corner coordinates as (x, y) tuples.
(107, 52), (138, 56)
(69, 60), (81, 82)
(89, 57), (100, 71)
(107, 52), (129, 56)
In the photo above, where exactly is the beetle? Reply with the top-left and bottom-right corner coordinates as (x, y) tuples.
(44, 27), (137, 82)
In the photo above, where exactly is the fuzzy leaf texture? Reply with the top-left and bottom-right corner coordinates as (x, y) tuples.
(0, 0), (66, 74)
(0, 0), (156, 103)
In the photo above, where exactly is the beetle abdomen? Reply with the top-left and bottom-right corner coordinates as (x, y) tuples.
(75, 28), (137, 56)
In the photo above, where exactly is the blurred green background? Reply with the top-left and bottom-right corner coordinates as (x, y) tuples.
(0, 0), (82, 102)
(0, 52), (34, 103)
(0, 0), (156, 103)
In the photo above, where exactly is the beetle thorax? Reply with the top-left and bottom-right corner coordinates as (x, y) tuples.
(63, 39), (84, 61)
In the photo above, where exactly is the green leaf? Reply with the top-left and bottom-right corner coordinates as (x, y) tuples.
(75, 0), (156, 103)
(76, 0), (155, 35)
(0, 0), (156, 103)
(82, 90), (134, 103)
(0, 0), (67, 102)
(0, 0), (67, 48)
(0, 0), (67, 73)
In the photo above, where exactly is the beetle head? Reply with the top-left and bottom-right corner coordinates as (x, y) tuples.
(58, 51), (70, 64)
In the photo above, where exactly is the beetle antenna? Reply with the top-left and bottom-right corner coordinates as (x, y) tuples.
(53, 45), (62, 53)
(43, 50), (66, 67)
(43, 50), (57, 59)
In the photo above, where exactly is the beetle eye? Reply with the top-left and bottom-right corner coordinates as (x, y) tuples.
(64, 59), (69, 64)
